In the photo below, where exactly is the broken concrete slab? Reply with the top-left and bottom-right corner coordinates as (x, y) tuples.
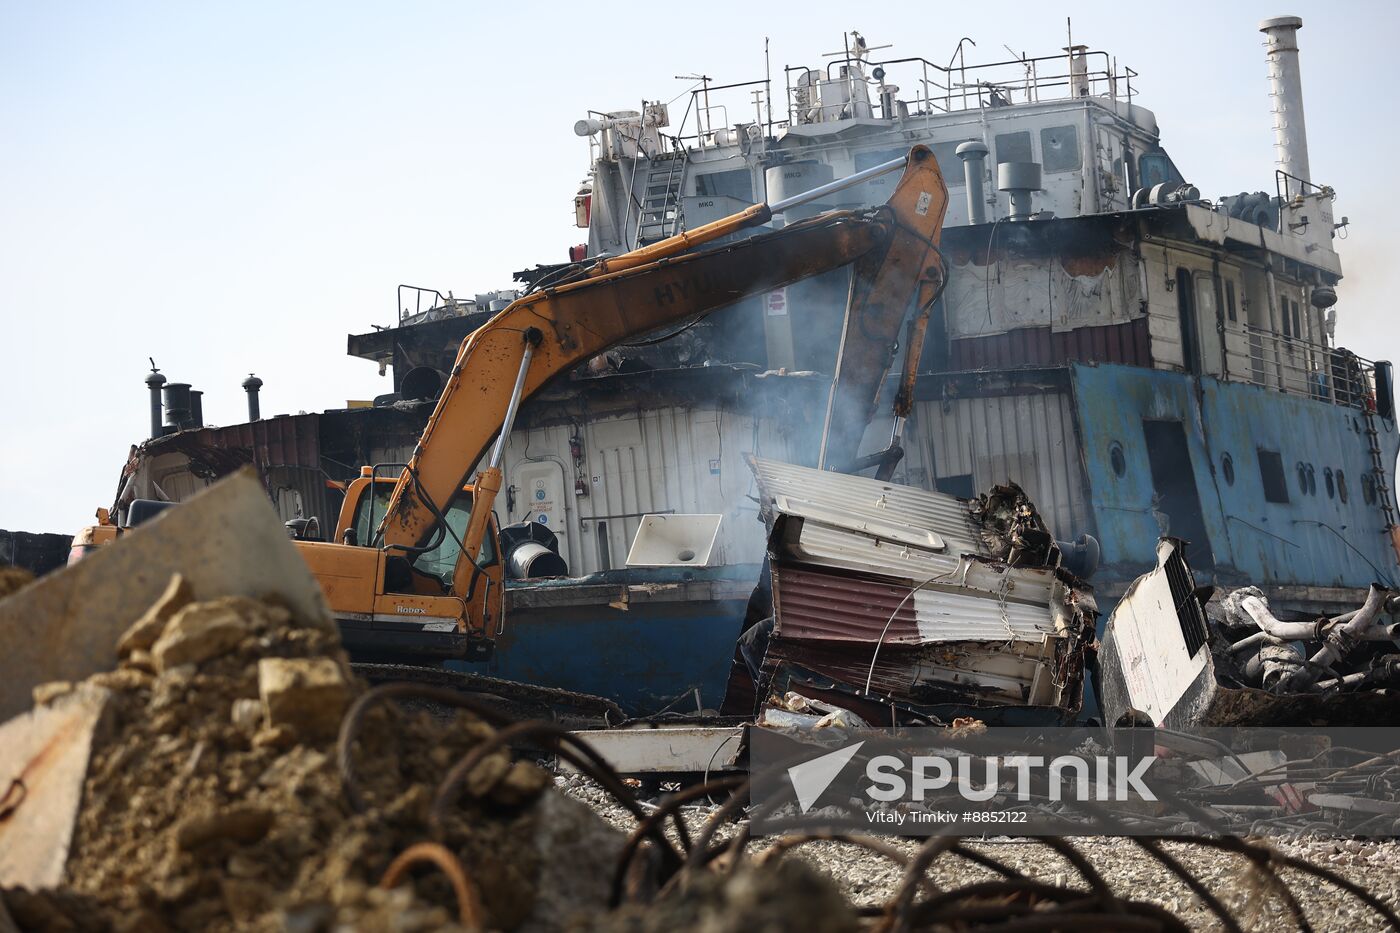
(0, 684), (115, 889)
(0, 469), (331, 722)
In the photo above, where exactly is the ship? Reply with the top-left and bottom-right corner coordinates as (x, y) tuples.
(108, 16), (1398, 719)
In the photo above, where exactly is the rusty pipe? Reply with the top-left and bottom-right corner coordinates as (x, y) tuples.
(1279, 584), (1389, 693)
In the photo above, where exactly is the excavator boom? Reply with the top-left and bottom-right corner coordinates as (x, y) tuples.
(375, 145), (949, 572)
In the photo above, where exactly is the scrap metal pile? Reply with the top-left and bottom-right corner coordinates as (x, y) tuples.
(730, 457), (1099, 725)
(1100, 540), (1400, 729)
(1214, 585), (1400, 698)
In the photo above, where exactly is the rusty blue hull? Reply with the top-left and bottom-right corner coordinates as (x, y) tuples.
(449, 566), (756, 716)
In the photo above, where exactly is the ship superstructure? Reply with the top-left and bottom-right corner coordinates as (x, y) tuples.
(114, 17), (1398, 712)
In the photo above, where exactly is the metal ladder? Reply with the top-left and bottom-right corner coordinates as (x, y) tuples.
(634, 149), (687, 246)
(1360, 402), (1397, 535)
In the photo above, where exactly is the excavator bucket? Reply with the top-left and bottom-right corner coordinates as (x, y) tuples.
(0, 469), (329, 888)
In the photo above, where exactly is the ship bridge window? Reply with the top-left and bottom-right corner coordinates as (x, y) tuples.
(928, 142), (967, 186)
(1040, 125), (1080, 173)
(1138, 150), (1185, 189)
(1258, 449), (1289, 503)
(995, 131), (1032, 164)
(695, 169), (753, 203)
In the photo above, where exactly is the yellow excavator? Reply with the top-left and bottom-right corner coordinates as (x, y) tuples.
(95, 146), (949, 674)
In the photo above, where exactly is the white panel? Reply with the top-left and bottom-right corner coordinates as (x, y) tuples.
(1109, 543), (1209, 724)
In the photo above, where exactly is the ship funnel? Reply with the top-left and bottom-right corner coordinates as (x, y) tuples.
(955, 140), (989, 224)
(1260, 15), (1311, 194)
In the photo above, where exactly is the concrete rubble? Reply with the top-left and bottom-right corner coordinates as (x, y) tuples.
(0, 579), (626, 931)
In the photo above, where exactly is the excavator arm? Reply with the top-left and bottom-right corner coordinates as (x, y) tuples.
(375, 145), (949, 565)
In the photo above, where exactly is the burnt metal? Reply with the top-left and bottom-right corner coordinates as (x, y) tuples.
(0, 530), (73, 577)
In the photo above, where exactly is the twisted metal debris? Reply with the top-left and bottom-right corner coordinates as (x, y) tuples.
(341, 683), (1400, 932)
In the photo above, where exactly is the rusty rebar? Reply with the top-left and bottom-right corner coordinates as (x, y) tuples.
(336, 683), (513, 813)
(378, 841), (484, 930)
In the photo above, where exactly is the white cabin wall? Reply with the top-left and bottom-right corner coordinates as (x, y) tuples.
(943, 251), (1137, 340)
(490, 405), (812, 577)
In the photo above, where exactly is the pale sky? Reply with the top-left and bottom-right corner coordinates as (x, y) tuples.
(3, 1), (1395, 534)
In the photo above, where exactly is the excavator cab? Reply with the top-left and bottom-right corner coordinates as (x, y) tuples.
(296, 471), (505, 663)
(338, 474), (499, 582)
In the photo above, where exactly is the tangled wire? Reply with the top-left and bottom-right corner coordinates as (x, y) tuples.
(337, 683), (1400, 932)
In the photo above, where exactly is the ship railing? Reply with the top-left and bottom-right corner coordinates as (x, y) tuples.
(660, 46), (1136, 150)
(1244, 325), (1375, 409)
(790, 48), (1136, 123)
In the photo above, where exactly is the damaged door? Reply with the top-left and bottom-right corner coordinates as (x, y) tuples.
(1142, 419), (1214, 571)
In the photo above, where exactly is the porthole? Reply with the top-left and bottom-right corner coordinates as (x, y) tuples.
(1363, 472), (1377, 505)
(1297, 462), (1315, 495)
(1337, 470), (1349, 504)
(1307, 464), (1316, 495)
(1109, 442), (1126, 478)
(1324, 467), (1335, 499)
(1221, 453), (1235, 486)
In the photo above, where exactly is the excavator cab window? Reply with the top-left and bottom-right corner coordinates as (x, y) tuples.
(349, 484), (496, 587)
(413, 498), (497, 585)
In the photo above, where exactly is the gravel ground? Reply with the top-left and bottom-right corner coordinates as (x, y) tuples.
(556, 773), (1400, 932)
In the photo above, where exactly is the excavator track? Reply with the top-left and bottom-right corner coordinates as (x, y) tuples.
(350, 662), (625, 727)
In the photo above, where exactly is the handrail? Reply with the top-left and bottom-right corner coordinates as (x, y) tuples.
(1244, 325), (1375, 409)
(632, 44), (1138, 150)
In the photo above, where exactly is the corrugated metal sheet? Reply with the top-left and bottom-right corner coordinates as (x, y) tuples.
(137, 415), (334, 523)
(772, 565), (1058, 646)
(362, 403), (811, 577)
(949, 318), (1150, 370)
(904, 392), (1090, 541)
(144, 414), (322, 472)
(749, 456), (986, 557)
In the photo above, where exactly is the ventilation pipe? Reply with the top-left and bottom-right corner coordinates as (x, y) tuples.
(1260, 15), (1311, 195)
(998, 162), (1042, 221)
(955, 140), (989, 224)
(144, 367), (167, 440)
(162, 383), (192, 434)
(242, 374), (263, 422)
(189, 389), (204, 429)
